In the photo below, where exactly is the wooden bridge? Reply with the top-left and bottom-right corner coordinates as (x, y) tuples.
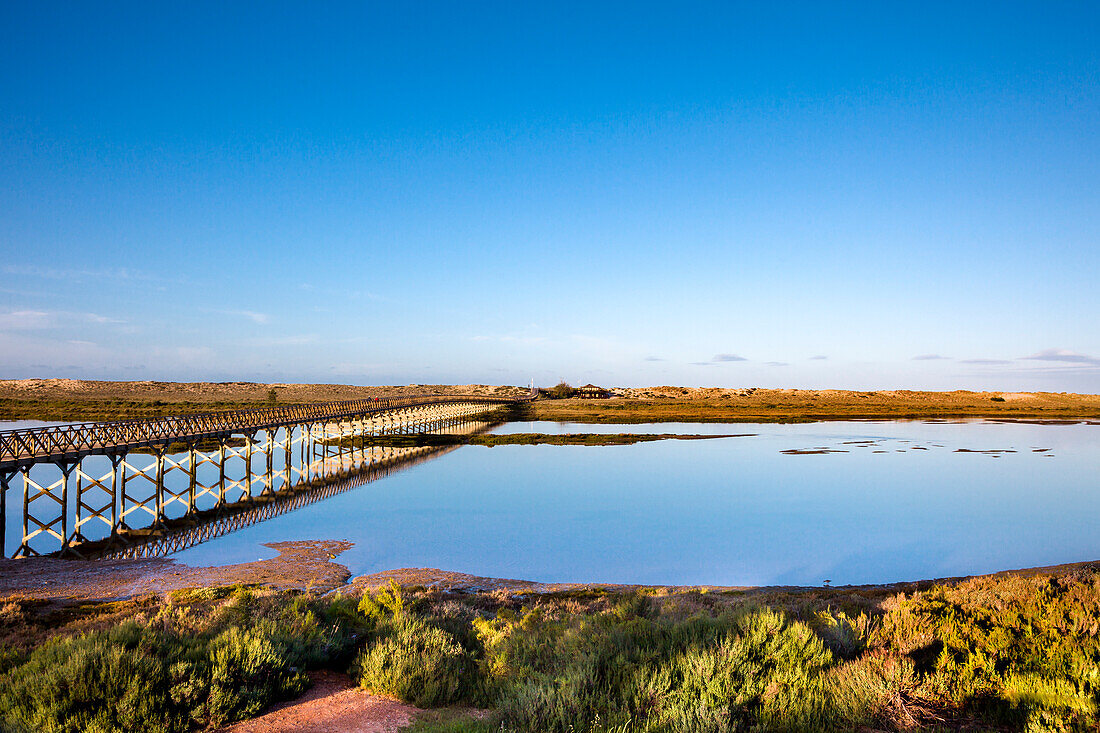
(0, 389), (534, 558)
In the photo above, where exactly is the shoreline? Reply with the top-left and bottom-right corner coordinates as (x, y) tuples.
(4, 540), (1098, 731)
(2, 538), (1096, 605)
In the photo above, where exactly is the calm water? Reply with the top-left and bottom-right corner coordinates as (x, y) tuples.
(152, 419), (1099, 586)
(3, 419), (1096, 585)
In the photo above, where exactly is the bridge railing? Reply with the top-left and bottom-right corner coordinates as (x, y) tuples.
(0, 389), (535, 469)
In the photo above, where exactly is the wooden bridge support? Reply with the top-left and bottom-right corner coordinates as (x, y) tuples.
(4, 399), (505, 558)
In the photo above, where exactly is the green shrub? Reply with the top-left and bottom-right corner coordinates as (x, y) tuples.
(359, 579), (407, 626)
(648, 609), (834, 731)
(267, 595), (356, 669)
(480, 602), (848, 732)
(877, 573), (1100, 727)
(767, 651), (916, 731)
(0, 609), (316, 732)
(206, 623), (308, 725)
(0, 622), (183, 733)
(549, 382), (574, 399)
(356, 620), (476, 707)
(813, 608), (878, 660)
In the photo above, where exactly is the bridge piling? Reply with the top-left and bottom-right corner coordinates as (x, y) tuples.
(188, 443), (197, 514)
(0, 390), (533, 557)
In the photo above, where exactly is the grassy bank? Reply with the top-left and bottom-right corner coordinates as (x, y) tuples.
(3, 567), (1099, 732)
(526, 393), (1100, 424)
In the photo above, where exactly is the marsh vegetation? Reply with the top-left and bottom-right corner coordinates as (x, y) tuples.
(330, 432), (750, 449)
(3, 381), (1100, 423)
(2, 568), (1099, 732)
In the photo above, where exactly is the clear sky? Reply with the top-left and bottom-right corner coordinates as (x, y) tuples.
(1, 2), (1098, 391)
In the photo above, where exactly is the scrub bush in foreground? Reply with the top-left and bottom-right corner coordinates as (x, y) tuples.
(2, 569), (1100, 732)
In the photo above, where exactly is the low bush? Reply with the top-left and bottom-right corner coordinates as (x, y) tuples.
(356, 619), (477, 707)
(876, 572), (1100, 729)
(206, 623), (308, 725)
(0, 591), (324, 732)
(4, 571), (1100, 731)
(475, 597), (873, 732)
(0, 622), (184, 733)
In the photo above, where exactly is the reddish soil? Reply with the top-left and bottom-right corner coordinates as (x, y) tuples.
(218, 671), (420, 733)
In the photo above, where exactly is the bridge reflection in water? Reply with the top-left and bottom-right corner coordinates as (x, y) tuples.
(0, 392), (531, 558)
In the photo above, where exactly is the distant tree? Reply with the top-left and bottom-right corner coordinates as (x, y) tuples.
(550, 382), (574, 399)
(266, 388), (278, 404)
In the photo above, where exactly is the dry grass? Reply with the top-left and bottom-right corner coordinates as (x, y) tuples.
(529, 388), (1100, 423)
(0, 380), (530, 421)
(1, 379), (1097, 423)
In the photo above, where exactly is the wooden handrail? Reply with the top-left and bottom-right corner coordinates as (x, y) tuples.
(0, 388), (535, 468)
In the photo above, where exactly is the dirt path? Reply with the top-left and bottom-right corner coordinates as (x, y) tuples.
(218, 671), (421, 733)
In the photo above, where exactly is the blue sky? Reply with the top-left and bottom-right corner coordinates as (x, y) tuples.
(1, 2), (1098, 390)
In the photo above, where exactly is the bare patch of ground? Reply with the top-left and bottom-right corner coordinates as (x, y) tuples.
(218, 671), (421, 733)
(0, 540), (352, 603)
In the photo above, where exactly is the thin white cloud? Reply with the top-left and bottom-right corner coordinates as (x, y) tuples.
(0, 310), (52, 330)
(809, 355), (828, 360)
(83, 313), (126, 324)
(206, 309), (271, 325)
(912, 354), (950, 361)
(712, 353), (747, 362)
(0, 310), (127, 330)
(959, 358), (1011, 365)
(1021, 348), (1100, 365)
(237, 310), (270, 325)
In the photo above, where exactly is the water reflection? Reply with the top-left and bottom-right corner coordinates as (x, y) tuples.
(1, 418), (496, 559)
(170, 420), (1100, 586)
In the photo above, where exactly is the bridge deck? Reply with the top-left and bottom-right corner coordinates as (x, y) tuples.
(0, 392), (530, 470)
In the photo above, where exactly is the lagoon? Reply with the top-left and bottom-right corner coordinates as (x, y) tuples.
(153, 419), (1100, 586)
